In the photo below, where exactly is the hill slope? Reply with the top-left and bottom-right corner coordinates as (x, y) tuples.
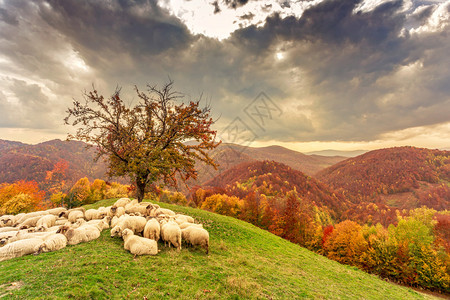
(317, 146), (450, 210)
(0, 199), (434, 299)
(0, 139), (110, 185)
(203, 160), (347, 219)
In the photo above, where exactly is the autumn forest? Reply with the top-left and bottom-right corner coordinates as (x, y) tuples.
(0, 139), (449, 293)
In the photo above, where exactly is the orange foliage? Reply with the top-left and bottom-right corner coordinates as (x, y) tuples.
(0, 180), (45, 214)
(323, 220), (368, 267)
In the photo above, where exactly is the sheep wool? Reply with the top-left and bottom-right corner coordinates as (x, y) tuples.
(113, 198), (131, 208)
(143, 218), (160, 241)
(0, 238), (44, 261)
(18, 216), (42, 229)
(182, 227), (209, 254)
(57, 225), (100, 245)
(68, 210), (85, 223)
(36, 215), (57, 229)
(45, 207), (67, 216)
(110, 216), (146, 237)
(37, 233), (67, 254)
(122, 229), (158, 256)
(161, 220), (182, 250)
(85, 209), (106, 221)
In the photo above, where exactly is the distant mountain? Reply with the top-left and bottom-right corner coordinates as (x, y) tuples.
(188, 143), (346, 188)
(0, 139), (28, 151)
(305, 149), (368, 157)
(317, 146), (450, 213)
(0, 139), (345, 190)
(0, 139), (110, 185)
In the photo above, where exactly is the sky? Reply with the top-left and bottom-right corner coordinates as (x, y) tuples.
(0, 0), (449, 153)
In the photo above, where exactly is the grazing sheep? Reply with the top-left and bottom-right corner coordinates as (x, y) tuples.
(110, 216), (146, 237)
(114, 198), (131, 208)
(0, 227), (19, 233)
(11, 230), (55, 242)
(55, 218), (68, 226)
(18, 216), (42, 229)
(0, 230), (19, 240)
(85, 209), (106, 221)
(160, 208), (176, 216)
(125, 204), (152, 216)
(0, 238), (44, 261)
(179, 222), (203, 230)
(182, 227), (209, 254)
(178, 214), (195, 223)
(124, 199), (138, 211)
(58, 211), (69, 218)
(0, 215), (15, 227)
(36, 233), (67, 254)
(122, 229), (158, 257)
(161, 220), (181, 250)
(86, 219), (109, 231)
(108, 205), (125, 218)
(36, 215), (57, 230)
(72, 219), (87, 228)
(68, 210), (85, 223)
(15, 211), (49, 225)
(36, 225), (61, 233)
(143, 218), (160, 241)
(45, 207), (67, 216)
(56, 225), (100, 245)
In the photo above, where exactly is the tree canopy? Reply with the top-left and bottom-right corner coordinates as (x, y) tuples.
(65, 80), (220, 201)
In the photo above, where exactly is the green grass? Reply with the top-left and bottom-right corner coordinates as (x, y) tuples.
(0, 199), (439, 299)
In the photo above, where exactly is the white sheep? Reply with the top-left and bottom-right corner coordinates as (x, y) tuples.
(0, 230), (20, 241)
(125, 204), (152, 216)
(143, 218), (160, 241)
(85, 209), (106, 221)
(45, 207), (67, 216)
(181, 227), (209, 254)
(36, 215), (57, 230)
(0, 227), (19, 233)
(36, 225), (61, 233)
(0, 238), (44, 261)
(178, 214), (195, 223)
(179, 222), (203, 230)
(122, 228), (158, 257)
(36, 233), (67, 254)
(114, 198), (131, 208)
(124, 199), (138, 211)
(0, 215), (15, 227)
(56, 224), (100, 245)
(110, 216), (146, 237)
(86, 218), (110, 231)
(107, 205), (125, 218)
(15, 211), (48, 225)
(160, 220), (181, 250)
(18, 216), (42, 229)
(55, 218), (68, 226)
(68, 210), (85, 223)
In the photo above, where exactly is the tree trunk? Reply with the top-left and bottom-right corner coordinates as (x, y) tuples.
(136, 176), (147, 203)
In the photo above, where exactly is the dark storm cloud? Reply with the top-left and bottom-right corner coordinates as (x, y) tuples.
(225, 0), (450, 142)
(0, 0), (448, 145)
(0, 7), (19, 25)
(232, 0), (405, 55)
(39, 0), (194, 57)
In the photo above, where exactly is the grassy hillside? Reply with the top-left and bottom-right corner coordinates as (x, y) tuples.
(0, 199), (438, 299)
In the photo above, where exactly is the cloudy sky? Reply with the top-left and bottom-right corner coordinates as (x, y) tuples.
(0, 0), (449, 152)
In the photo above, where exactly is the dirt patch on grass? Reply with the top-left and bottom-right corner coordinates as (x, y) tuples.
(0, 281), (24, 298)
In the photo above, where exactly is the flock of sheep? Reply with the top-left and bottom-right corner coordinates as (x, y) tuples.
(0, 198), (210, 261)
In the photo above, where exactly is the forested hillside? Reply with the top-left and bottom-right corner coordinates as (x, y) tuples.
(317, 147), (450, 212)
(0, 139), (109, 185)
